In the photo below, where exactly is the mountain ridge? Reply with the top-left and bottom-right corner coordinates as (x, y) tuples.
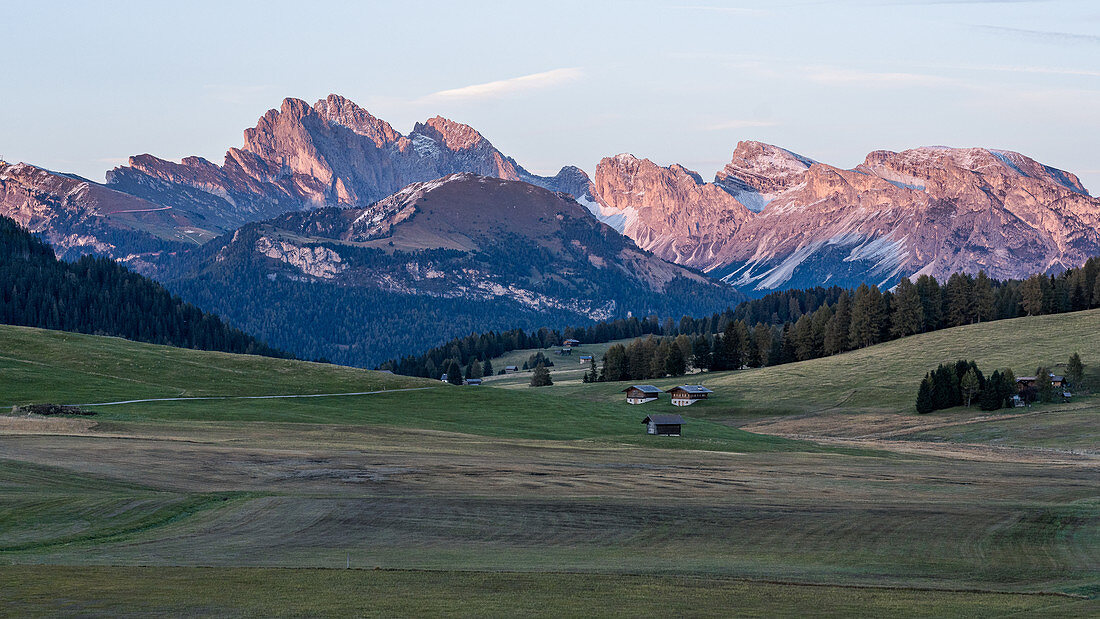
(161, 173), (742, 366)
(4, 93), (1100, 299)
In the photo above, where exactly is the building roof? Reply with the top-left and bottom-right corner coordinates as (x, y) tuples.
(1017, 374), (1065, 383)
(505, 365), (518, 370)
(464, 378), (482, 385)
(563, 339), (580, 345)
(579, 354), (593, 359)
(623, 385), (663, 394)
(642, 414), (685, 425)
(671, 385), (714, 394)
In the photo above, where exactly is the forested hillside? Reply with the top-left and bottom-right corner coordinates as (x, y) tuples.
(387, 260), (1100, 378)
(0, 216), (286, 358)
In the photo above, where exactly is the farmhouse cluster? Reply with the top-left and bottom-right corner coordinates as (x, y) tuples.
(622, 385), (715, 437)
(622, 384), (714, 406)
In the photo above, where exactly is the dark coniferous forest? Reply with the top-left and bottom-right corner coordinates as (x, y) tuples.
(386, 258), (1100, 380)
(0, 216), (286, 358)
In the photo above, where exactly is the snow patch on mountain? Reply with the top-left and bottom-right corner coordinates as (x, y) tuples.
(726, 188), (772, 212)
(575, 194), (636, 233)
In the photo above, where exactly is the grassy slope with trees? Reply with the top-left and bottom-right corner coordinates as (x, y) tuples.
(0, 314), (1097, 613)
(0, 216), (284, 358)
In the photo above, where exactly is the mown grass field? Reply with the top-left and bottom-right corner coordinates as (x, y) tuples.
(0, 314), (1097, 615)
(2, 567), (1092, 618)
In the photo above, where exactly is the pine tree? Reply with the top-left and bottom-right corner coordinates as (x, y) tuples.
(602, 344), (628, 382)
(722, 321), (742, 370)
(973, 271), (995, 322)
(1066, 353), (1084, 390)
(1020, 275), (1048, 316)
(692, 335), (711, 372)
(916, 375), (935, 414)
(978, 370), (1003, 411)
(445, 359), (463, 385)
(792, 314), (815, 361)
(665, 342), (687, 377)
(651, 340), (672, 379)
(823, 292), (851, 355)
(482, 358), (493, 378)
(1034, 366), (1054, 403)
(753, 323), (773, 367)
(945, 273), (974, 327)
(530, 363), (553, 387)
(890, 278), (923, 338)
(931, 364), (958, 410)
(849, 284), (884, 349)
(915, 275), (943, 331)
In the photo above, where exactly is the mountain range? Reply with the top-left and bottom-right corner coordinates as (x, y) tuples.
(3, 92), (1100, 363)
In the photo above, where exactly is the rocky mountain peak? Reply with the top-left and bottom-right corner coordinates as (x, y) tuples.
(860, 146), (1090, 196)
(312, 93), (400, 147)
(414, 116), (488, 152)
(714, 141), (816, 211)
(592, 153), (754, 267)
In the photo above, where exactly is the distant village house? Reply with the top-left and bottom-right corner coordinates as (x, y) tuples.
(579, 354), (593, 364)
(1016, 374), (1065, 391)
(667, 385), (714, 406)
(563, 339), (580, 347)
(642, 414), (684, 436)
(504, 366), (519, 374)
(623, 385), (662, 404)
(463, 378), (482, 386)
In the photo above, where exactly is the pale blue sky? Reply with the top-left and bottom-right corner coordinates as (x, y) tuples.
(4, 0), (1100, 191)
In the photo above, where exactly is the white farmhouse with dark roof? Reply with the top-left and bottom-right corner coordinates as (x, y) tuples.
(622, 385), (662, 404)
(667, 385), (713, 406)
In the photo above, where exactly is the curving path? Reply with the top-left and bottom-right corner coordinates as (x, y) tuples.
(71, 387), (436, 408)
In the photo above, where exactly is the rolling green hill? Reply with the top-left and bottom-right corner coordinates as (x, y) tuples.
(489, 309), (1100, 416)
(1, 314), (1097, 614)
(0, 324), (793, 452)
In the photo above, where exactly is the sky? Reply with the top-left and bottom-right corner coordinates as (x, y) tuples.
(4, 0), (1100, 192)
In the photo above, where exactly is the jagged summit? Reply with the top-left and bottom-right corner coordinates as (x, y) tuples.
(103, 94), (593, 233)
(5, 93), (1100, 296)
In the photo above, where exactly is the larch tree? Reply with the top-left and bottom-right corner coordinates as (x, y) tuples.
(960, 368), (980, 407)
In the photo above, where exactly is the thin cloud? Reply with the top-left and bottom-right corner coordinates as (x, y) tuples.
(807, 67), (957, 87)
(421, 68), (584, 102)
(943, 63), (1100, 78)
(706, 120), (780, 130)
(974, 25), (1100, 44)
(671, 5), (766, 15)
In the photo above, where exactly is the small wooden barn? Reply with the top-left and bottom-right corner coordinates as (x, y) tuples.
(463, 378), (483, 386)
(504, 365), (519, 374)
(579, 354), (593, 364)
(667, 385), (714, 406)
(563, 338), (581, 347)
(622, 385), (662, 404)
(642, 414), (684, 436)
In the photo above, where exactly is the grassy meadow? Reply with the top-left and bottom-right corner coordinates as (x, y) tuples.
(0, 312), (1097, 615)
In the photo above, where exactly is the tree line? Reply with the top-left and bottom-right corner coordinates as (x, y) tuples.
(386, 258), (1100, 380)
(916, 353), (1085, 414)
(0, 216), (286, 358)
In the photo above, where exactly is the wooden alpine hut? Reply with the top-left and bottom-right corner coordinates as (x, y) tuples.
(622, 385), (662, 404)
(642, 414), (684, 436)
